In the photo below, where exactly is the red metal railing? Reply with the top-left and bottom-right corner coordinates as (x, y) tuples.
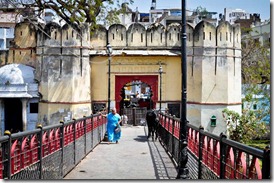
(157, 113), (267, 179)
(0, 114), (107, 179)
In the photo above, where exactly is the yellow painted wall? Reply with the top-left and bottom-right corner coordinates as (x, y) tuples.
(90, 55), (182, 105)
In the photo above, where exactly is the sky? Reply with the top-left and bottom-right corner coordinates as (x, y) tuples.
(126, 0), (271, 21)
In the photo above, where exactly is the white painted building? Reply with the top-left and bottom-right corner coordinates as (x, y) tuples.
(0, 10), (17, 50)
(250, 19), (271, 47)
(223, 8), (250, 24)
(0, 64), (39, 135)
(0, 28), (14, 50)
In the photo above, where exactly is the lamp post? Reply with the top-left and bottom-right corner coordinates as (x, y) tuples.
(176, 0), (189, 179)
(158, 64), (163, 113)
(106, 43), (112, 113)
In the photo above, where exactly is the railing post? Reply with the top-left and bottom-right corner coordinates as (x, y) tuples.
(91, 115), (94, 149)
(59, 121), (64, 177)
(219, 133), (227, 179)
(3, 130), (11, 179)
(171, 115), (175, 158)
(83, 116), (87, 155)
(198, 126), (204, 179)
(37, 124), (43, 179)
(262, 145), (270, 179)
(73, 119), (76, 165)
(132, 108), (136, 126)
(164, 115), (168, 146)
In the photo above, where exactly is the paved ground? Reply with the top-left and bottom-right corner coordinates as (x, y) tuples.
(64, 124), (178, 180)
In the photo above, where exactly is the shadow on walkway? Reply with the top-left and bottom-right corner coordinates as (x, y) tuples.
(64, 125), (177, 180)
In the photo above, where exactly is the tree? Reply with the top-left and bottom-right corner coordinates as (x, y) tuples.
(96, 1), (134, 27)
(195, 6), (209, 18)
(241, 28), (270, 84)
(241, 28), (270, 124)
(222, 108), (269, 143)
(0, 0), (134, 31)
(222, 28), (270, 144)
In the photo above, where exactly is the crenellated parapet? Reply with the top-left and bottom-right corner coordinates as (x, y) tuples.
(7, 21), (38, 67)
(10, 20), (240, 52)
(90, 21), (241, 50)
(9, 20), (241, 56)
(6, 20), (242, 133)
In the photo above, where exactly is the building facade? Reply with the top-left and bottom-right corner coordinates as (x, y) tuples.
(0, 19), (242, 136)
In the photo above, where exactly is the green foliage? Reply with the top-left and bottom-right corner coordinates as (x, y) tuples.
(242, 84), (270, 124)
(195, 6), (209, 17)
(1, 0), (134, 31)
(222, 108), (269, 144)
(96, 0), (134, 27)
(247, 140), (270, 150)
(241, 30), (270, 84)
(236, 28), (271, 143)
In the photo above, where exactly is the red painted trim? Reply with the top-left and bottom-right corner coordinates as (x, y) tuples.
(9, 47), (36, 50)
(235, 152), (247, 179)
(188, 101), (242, 105)
(112, 72), (161, 74)
(40, 100), (91, 104)
(225, 147), (235, 179)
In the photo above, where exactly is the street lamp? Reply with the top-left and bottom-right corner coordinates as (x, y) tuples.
(106, 43), (112, 113)
(176, 0), (189, 179)
(158, 64), (163, 113)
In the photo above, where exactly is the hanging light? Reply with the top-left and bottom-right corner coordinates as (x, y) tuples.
(106, 43), (112, 55)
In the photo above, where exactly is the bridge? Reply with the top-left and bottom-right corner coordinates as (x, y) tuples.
(0, 113), (270, 180)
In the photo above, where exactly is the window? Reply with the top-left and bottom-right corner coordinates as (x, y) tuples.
(30, 103), (39, 113)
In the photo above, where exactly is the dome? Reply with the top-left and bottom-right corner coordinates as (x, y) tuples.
(0, 64), (35, 85)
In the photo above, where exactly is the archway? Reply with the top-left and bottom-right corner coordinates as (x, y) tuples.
(115, 75), (158, 114)
(119, 81), (154, 112)
(4, 98), (23, 133)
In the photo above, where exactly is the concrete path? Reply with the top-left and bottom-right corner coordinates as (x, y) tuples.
(64, 125), (178, 180)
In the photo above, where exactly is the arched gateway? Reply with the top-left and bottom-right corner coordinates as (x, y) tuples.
(115, 75), (158, 114)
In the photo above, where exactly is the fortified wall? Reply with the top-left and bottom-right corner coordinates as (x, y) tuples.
(1, 20), (241, 135)
(89, 21), (242, 134)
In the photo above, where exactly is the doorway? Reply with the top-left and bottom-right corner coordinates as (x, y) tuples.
(115, 75), (159, 125)
(120, 80), (153, 110)
(115, 75), (158, 113)
(4, 98), (23, 133)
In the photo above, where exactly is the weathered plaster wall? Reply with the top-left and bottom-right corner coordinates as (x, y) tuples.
(7, 22), (37, 67)
(5, 20), (242, 135)
(34, 22), (91, 124)
(90, 21), (242, 135)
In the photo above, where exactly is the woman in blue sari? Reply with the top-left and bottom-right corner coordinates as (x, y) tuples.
(102, 108), (122, 144)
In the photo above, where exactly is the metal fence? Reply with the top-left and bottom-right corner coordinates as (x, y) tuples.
(0, 114), (107, 179)
(122, 107), (147, 126)
(0, 112), (270, 180)
(157, 113), (270, 179)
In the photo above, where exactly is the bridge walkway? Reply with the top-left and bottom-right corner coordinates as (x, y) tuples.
(64, 124), (178, 180)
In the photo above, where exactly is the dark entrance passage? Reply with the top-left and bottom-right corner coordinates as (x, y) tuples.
(4, 98), (23, 133)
